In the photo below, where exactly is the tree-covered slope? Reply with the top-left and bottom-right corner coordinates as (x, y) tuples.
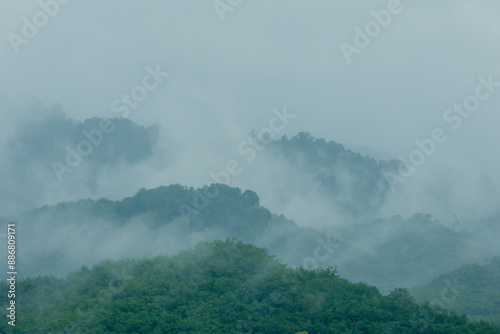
(11, 184), (283, 240)
(1, 240), (499, 333)
(412, 256), (500, 324)
(267, 132), (398, 217)
(326, 214), (475, 292)
(3, 184), (490, 294)
(8, 112), (158, 168)
(3, 184), (326, 278)
(0, 110), (160, 216)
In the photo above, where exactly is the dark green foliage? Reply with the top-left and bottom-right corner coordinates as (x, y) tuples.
(1, 240), (499, 333)
(111, 183), (271, 237)
(243, 190), (260, 207)
(15, 184), (272, 236)
(5, 185), (491, 297)
(6, 184), (318, 278)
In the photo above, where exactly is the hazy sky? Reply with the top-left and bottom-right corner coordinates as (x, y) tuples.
(1, 0), (499, 222)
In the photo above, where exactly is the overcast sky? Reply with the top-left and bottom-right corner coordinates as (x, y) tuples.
(1, 0), (499, 222)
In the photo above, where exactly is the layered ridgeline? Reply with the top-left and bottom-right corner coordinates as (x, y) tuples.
(1, 240), (499, 333)
(2, 184), (491, 294)
(2, 112), (498, 313)
(2, 184), (324, 278)
(412, 257), (500, 324)
(0, 111), (400, 219)
(323, 214), (474, 293)
(265, 132), (398, 218)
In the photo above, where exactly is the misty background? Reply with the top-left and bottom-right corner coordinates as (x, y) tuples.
(1, 0), (500, 296)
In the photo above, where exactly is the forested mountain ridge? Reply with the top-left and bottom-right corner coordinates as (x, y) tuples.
(10, 112), (159, 167)
(412, 256), (500, 324)
(1, 240), (499, 333)
(2, 184), (328, 279)
(1, 112), (404, 222)
(267, 132), (398, 217)
(0, 112), (160, 216)
(1, 112), (404, 220)
(11, 184), (277, 238)
(1, 114), (498, 326)
(3, 184), (492, 295)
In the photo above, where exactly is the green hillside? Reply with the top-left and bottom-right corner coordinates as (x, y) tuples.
(268, 132), (398, 217)
(412, 257), (500, 324)
(0, 113), (159, 215)
(3, 183), (489, 293)
(3, 184), (326, 278)
(1, 240), (499, 333)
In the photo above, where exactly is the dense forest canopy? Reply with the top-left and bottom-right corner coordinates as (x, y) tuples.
(1, 240), (499, 333)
